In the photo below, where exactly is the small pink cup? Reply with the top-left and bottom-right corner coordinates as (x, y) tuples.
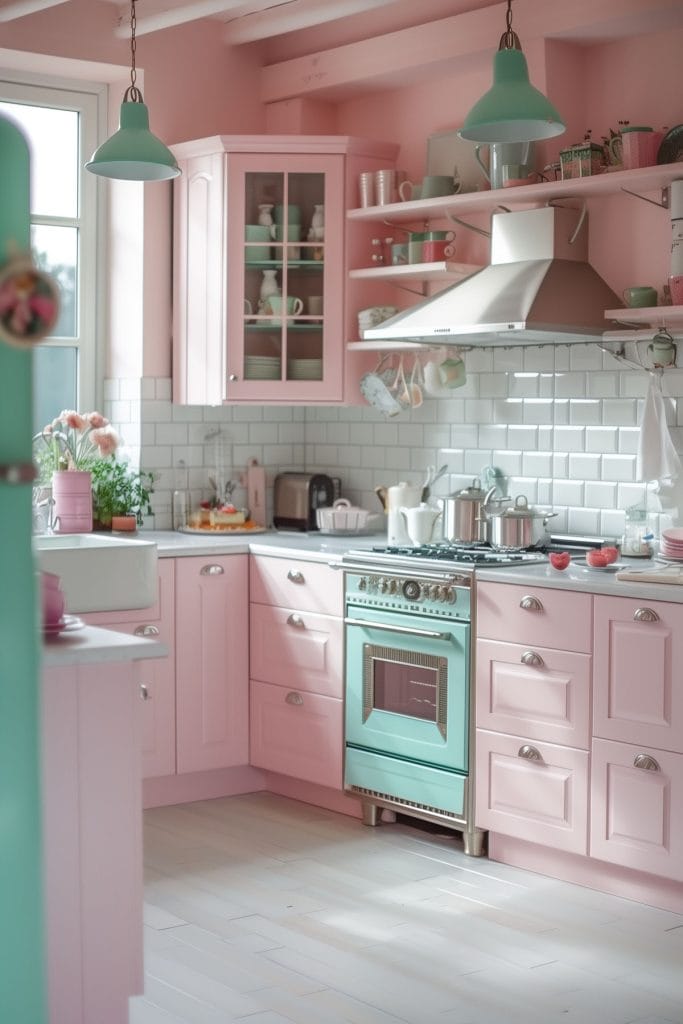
(422, 240), (449, 262)
(41, 571), (65, 629)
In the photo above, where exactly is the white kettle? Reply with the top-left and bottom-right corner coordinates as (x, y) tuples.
(400, 503), (441, 546)
(385, 481), (422, 544)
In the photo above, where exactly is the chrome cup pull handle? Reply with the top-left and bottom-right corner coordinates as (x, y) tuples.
(518, 744), (542, 762)
(633, 607), (659, 623)
(287, 569), (305, 584)
(285, 691), (304, 706)
(521, 650), (544, 667)
(200, 564), (225, 576)
(633, 752), (661, 772)
(519, 595), (543, 611)
(139, 684), (151, 701)
(287, 613), (305, 628)
(134, 624), (159, 637)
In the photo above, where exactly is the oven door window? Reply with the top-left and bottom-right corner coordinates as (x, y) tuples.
(366, 645), (446, 732)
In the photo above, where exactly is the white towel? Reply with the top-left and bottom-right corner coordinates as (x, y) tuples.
(636, 372), (682, 483)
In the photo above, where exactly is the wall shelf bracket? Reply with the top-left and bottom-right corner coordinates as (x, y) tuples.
(619, 184), (670, 210)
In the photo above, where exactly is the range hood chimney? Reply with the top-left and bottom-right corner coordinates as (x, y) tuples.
(363, 205), (622, 346)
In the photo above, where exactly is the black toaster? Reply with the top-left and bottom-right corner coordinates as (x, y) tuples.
(273, 472), (335, 531)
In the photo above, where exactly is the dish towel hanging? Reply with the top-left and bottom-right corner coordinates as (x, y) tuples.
(636, 371), (682, 482)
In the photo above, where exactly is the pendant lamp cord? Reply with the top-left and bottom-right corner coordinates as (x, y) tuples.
(124, 0), (143, 103)
(499, 0), (521, 52)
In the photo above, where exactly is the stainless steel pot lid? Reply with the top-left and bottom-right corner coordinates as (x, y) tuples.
(494, 495), (554, 519)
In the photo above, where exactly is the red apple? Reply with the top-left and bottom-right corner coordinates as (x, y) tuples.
(601, 546), (619, 564)
(549, 551), (571, 570)
(586, 549), (610, 567)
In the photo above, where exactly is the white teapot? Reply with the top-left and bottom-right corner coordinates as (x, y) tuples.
(400, 503), (441, 546)
(384, 481), (422, 544)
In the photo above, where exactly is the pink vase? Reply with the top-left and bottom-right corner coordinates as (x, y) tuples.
(52, 470), (93, 533)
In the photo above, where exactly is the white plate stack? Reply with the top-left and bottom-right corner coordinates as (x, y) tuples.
(660, 527), (683, 560)
(287, 358), (322, 380)
(245, 355), (281, 380)
(357, 306), (399, 337)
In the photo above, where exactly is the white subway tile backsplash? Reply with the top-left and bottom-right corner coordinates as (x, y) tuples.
(121, 364), (682, 535)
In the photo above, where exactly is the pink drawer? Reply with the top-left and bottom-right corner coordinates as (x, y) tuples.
(249, 679), (343, 789)
(476, 638), (591, 748)
(250, 603), (343, 698)
(590, 738), (683, 882)
(250, 555), (343, 616)
(476, 729), (589, 854)
(477, 581), (592, 653)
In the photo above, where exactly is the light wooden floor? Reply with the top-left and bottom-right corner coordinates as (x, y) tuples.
(130, 792), (683, 1024)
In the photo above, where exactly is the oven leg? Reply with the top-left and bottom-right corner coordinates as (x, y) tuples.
(462, 828), (486, 858)
(361, 801), (380, 827)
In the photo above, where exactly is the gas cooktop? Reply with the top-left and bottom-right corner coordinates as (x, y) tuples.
(344, 543), (547, 573)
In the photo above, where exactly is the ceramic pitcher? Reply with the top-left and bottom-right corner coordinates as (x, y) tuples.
(400, 503), (441, 546)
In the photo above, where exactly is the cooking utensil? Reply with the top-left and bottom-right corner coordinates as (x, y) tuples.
(487, 494), (557, 550)
(441, 480), (496, 544)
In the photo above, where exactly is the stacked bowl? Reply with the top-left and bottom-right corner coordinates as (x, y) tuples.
(660, 527), (683, 560)
(358, 306), (399, 337)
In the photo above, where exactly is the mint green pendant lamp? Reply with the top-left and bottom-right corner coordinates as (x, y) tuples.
(86, 0), (179, 181)
(459, 0), (565, 143)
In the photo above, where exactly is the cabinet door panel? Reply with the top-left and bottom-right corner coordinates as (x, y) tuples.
(476, 639), (590, 748)
(477, 581), (592, 653)
(250, 555), (343, 616)
(83, 560), (176, 779)
(593, 595), (683, 751)
(175, 555), (249, 774)
(476, 730), (588, 853)
(591, 738), (683, 881)
(250, 679), (343, 789)
(250, 603), (343, 698)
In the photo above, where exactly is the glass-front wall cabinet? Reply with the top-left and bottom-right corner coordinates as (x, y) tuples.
(225, 153), (344, 403)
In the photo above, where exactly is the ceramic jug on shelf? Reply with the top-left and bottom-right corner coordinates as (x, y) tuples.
(257, 203), (274, 228)
(259, 268), (280, 309)
(309, 204), (324, 241)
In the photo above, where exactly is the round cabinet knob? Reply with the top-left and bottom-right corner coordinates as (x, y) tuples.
(358, 577), (367, 591)
(229, 373), (239, 381)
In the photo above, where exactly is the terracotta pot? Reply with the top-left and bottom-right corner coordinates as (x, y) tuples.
(111, 515), (137, 532)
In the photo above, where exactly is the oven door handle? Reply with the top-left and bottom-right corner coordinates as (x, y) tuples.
(344, 617), (452, 641)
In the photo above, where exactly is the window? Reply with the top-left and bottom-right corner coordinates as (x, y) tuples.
(0, 75), (103, 432)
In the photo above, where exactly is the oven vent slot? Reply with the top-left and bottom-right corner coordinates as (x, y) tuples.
(348, 784), (462, 822)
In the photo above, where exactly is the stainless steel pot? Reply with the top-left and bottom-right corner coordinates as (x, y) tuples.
(487, 495), (557, 550)
(441, 480), (495, 543)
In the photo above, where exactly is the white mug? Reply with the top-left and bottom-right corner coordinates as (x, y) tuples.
(400, 504), (441, 546)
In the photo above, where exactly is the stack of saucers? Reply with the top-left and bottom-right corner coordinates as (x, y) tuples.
(287, 358), (323, 380)
(660, 527), (683, 560)
(245, 355), (281, 380)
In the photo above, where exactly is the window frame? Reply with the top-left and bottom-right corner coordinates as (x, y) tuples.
(0, 71), (108, 415)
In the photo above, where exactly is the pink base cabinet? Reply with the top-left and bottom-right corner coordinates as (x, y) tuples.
(42, 660), (143, 1024)
(476, 582), (683, 910)
(249, 555), (344, 789)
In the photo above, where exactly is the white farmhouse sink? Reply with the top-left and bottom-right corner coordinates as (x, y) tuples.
(34, 533), (158, 613)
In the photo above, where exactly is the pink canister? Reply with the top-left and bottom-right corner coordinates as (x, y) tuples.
(620, 127), (663, 170)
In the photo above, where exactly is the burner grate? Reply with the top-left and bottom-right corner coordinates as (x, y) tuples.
(370, 543), (546, 566)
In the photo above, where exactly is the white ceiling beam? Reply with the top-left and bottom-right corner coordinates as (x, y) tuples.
(222, 0), (405, 45)
(114, 0), (248, 37)
(0, 0), (68, 21)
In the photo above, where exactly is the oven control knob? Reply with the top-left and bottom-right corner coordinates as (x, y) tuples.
(430, 585), (442, 600)
(379, 578), (390, 593)
(388, 579), (399, 594)
(358, 577), (367, 590)
(442, 586), (456, 604)
(402, 579), (421, 601)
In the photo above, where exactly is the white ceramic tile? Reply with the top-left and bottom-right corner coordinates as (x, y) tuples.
(569, 399), (603, 426)
(602, 454), (636, 482)
(585, 426), (618, 453)
(493, 398), (524, 424)
(602, 398), (638, 426)
(553, 478), (585, 506)
(586, 372), (619, 399)
(585, 480), (618, 508)
(493, 348), (524, 372)
(553, 426), (585, 452)
(509, 373), (540, 399)
(569, 345), (603, 370)
(568, 507), (601, 535)
(569, 453), (601, 480)
(523, 451), (552, 477)
(479, 424), (508, 449)
(522, 398), (554, 425)
(508, 426), (538, 451)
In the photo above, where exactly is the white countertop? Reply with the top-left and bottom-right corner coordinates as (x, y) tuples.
(43, 623), (168, 667)
(130, 530), (683, 602)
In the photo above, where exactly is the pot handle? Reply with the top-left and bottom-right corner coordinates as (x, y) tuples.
(542, 511), (558, 525)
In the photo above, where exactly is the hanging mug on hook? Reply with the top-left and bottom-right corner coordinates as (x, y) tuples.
(648, 328), (676, 368)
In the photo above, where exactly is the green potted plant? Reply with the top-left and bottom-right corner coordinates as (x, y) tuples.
(90, 456), (156, 531)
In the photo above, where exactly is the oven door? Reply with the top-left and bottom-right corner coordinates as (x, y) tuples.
(345, 606), (469, 772)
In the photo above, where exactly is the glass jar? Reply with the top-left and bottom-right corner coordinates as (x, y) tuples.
(621, 505), (652, 558)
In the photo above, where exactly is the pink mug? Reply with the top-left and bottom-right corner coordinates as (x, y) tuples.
(41, 571), (65, 629)
(422, 240), (449, 262)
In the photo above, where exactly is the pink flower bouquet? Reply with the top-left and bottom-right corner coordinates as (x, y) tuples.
(33, 409), (119, 474)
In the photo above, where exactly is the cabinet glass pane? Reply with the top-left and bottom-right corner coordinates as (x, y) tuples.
(242, 170), (326, 384)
